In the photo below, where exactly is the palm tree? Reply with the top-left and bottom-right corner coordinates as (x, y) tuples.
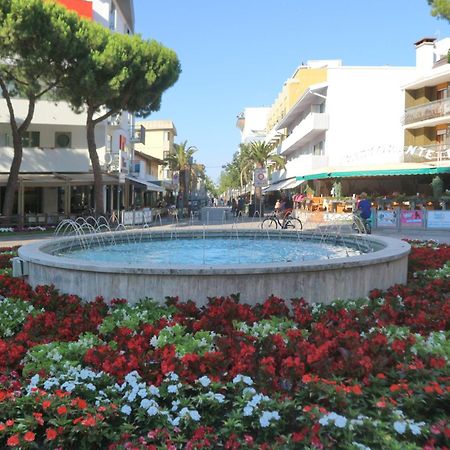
(164, 140), (198, 210)
(247, 141), (286, 214)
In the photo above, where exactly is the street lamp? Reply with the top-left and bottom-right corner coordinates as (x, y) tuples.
(188, 156), (194, 214)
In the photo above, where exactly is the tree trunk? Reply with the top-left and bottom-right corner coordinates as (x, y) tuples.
(86, 109), (104, 214)
(2, 128), (23, 218)
(0, 79), (35, 219)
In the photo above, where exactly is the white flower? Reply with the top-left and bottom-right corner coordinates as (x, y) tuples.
(394, 420), (406, 434)
(189, 410), (201, 421)
(198, 375), (211, 387)
(243, 405), (253, 416)
(140, 399), (152, 409)
(120, 405), (132, 415)
(167, 384), (179, 394)
(149, 385), (160, 397)
(259, 410), (280, 428)
(167, 372), (179, 382)
(85, 383), (96, 391)
(61, 381), (76, 392)
(138, 388), (147, 398)
(334, 415), (347, 428)
(213, 393), (225, 403)
(147, 406), (159, 416)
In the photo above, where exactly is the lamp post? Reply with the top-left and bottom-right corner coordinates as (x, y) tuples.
(188, 156), (194, 215)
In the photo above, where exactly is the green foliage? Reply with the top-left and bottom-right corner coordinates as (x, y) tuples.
(0, 297), (41, 338)
(428, 0), (450, 21)
(152, 323), (218, 356)
(59, 24), (181, 118)
(98, 298), (176, 336)
(22, 332), (102, 377)
(431, 175), (444, 199)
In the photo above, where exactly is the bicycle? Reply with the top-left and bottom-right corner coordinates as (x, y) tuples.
(261, 209), (303, 230)
(351, 212), (371, 234)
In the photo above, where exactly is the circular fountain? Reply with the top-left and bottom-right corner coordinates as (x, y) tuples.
(17, 222), (411, 306)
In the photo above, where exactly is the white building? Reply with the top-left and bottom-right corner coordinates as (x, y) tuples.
(263, 39), (450, 198)
(0, 0), (138, 223)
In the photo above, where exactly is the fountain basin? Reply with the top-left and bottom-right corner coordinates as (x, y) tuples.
(18, 230), (410, 306)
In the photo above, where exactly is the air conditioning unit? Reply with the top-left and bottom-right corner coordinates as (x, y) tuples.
(55, 132), (71, 148)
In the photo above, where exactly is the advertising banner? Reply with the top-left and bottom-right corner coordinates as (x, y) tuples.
(427, 210), (450, 229)
(376, 210), (397, 228)
(400, 210), (424, 227)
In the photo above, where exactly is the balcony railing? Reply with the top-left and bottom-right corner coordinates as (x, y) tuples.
(280, 113), (328, 155)
(403, 97), (450, 125)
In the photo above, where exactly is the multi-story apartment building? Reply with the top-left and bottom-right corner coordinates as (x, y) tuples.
(264, 58), (419, 196)
(403, 38), (450, 179)
(130, 120), (178, 207)
(0, 0), (139, 223)
(252, 38), (450, 201)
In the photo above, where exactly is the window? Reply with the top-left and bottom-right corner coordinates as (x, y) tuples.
(437, 87), (448, 100)
(109, 3), (116, 30)
(55, 132), (71, 148)
(0, 133), (9, 146)
(22, 131), (40, 147)
(313, 141), (324, 156)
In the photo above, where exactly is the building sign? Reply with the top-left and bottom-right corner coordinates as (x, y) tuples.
(342, 145), (402, 165)
(427, 211), (450, 229)
(172, 171), (180, 187)
(253, 168), (268, 187)
(403, 145), (450, 163)
(400, 210), (424, 227)
(377, 210), (397, 228)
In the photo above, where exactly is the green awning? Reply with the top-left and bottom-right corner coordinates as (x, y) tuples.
(296, 165), (450, 181)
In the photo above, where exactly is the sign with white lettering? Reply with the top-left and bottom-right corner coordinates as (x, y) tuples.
(376, 210), (397, 228)
(427, 211), (450, 229)
(403, 145), (450, 163)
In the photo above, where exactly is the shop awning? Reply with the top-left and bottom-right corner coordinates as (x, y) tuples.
(0, 172), (120, 187)
(295, 162), (450, 181)
(263, 178), (305, 192)
(126, 175), (165, 192)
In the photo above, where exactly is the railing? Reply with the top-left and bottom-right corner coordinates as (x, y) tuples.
(403, 97), (450, 125)
(280, 113), (328, 155)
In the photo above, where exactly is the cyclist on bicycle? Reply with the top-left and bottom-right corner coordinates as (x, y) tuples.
(356, 192), (372, 233)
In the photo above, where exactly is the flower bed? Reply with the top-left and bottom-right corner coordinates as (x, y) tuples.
(0, 243), (448, 449)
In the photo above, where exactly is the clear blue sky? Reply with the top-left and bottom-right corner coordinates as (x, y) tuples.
(133, 0), (450, 182)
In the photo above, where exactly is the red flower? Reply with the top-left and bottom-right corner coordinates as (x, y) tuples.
(57, 405), (67, 415)
(24, 431), (35, 442)
(46, 428), (57, 441)
(33, 412), (44, 425)
(7, 434), (20, 447)
(42, 400), (51, 409)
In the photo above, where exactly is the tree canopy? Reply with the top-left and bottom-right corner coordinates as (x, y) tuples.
(0, 0), (87, 216)
(428, 0), (450, 21)
(56, 13), (181, 213)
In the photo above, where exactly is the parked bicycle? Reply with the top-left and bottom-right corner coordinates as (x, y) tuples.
(261, 209), (303, 230)
(351, 212), (371, 234)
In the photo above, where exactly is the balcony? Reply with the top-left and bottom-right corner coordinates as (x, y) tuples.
(280, 113), (329, 155)
(403, 97), (450, 127)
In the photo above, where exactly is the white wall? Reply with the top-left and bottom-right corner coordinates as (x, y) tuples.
(325, 66), (416, 167)
(241, 107), (270, 143)
(0, 147), (90, 172)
